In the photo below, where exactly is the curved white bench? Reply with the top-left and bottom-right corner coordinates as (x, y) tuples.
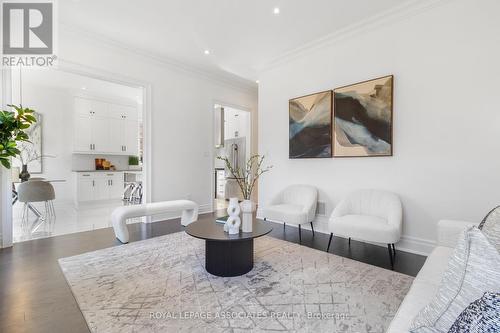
(111, 200), (199, 243)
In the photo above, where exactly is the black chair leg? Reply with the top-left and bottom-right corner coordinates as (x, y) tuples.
(392, 243), (396, 257)
(298, 224), (302, 243)
(283, 222), (285, 231)
(326, 233), (333, 252)
(348, 237), (351, 246)
(387, 244), (394, 270)
(310, 222), (315, 236)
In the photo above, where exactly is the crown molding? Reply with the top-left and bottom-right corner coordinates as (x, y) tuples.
(59, 23), (258, 95)
(258, 0), (451, 73)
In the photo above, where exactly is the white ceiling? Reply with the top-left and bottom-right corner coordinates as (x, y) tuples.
(61, 0), (412, 82)
(19, 68), (142, 105)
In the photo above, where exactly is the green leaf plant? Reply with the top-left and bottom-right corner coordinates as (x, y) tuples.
(0, 105), (37, 169)
(217, 154), (272, 200)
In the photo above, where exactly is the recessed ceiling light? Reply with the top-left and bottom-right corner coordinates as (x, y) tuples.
(204, 50), (210, 55)
(273, 7), (280, 15)
(81, 86), (87, 90)
(256, 80), (259, 84)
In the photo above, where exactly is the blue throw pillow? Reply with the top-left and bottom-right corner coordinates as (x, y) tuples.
(448, 292), (500, 333)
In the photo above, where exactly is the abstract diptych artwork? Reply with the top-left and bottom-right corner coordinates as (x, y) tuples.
(289, 75), (393, 159)
(333, 75), (393, 157)
(289, 91), (332, 158)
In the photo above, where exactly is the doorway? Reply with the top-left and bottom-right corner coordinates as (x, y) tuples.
(7, 66), (148, 243)
(213, 104), (251, 212)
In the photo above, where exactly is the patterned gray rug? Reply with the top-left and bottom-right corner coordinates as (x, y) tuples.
(59, 232), (413, 333)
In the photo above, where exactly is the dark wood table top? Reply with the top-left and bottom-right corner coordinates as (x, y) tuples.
(186, 218), (272, 242)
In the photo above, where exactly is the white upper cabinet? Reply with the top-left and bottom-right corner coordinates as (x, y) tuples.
(73, 97), (139, 155)
(92, 117), (111, 152)
(74, 114), (93, 152)
(124, 120), (139, 155)
(109, 104), (138, 121)
(108, 117), (125, 153)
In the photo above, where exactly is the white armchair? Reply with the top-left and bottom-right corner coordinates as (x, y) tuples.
(327, 189), (402, 268)
(260, 185), (318, 242)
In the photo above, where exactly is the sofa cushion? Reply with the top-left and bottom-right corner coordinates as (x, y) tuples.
(410, 227), (500, 333)
(479, 205), (500, 252)
(448, 292), (500, 333)
(330, 214), (400, 244)
(260, 204), (307, 225)
(386, 246), (453, 333)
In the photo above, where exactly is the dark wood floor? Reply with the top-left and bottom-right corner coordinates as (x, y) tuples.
(0, 211), (426, 333)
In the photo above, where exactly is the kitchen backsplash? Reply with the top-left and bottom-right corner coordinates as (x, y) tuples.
(72, 154), (129, 171)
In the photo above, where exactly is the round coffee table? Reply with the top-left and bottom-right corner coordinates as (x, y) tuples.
(185, 218), (272, 277)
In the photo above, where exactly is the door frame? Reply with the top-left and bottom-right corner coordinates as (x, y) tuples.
(211, 100), (253, 213)
(0, 59), (152, 248)
(1, 67), (13, 248)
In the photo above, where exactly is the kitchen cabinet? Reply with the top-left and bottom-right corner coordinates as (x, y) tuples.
(108, 104), (139, 156)
(74, 172), (124, 204)
(73, 97), (139, 155)
(124, 120), (139, 155)
(77, 174), (95, 202)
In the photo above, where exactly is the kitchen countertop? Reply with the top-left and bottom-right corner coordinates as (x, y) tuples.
(72, 170), (142, 173)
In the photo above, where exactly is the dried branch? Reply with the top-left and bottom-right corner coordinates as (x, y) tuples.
(217, 154), (272, 200)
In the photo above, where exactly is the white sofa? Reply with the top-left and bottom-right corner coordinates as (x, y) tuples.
(387, 219), (478, 332)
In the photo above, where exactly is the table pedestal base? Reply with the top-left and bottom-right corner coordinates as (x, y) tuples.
(205, 239), (253, 277)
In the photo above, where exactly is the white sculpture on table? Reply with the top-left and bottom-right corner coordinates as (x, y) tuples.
(226, 216), (241, 234)
(225, 197), (241, 234)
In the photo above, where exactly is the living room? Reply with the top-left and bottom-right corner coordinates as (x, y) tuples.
(0, 0), (498, 332)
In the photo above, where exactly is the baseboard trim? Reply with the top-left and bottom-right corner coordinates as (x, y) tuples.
(256, 213), (435, 256)
(397, 235), (436, 256)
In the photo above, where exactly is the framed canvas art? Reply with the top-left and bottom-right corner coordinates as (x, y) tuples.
(289, 90), (332, 158)
(333, 75), (393, 157)
(15, 112), (43, 173)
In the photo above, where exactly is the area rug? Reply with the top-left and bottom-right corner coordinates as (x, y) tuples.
(59, 232), (413, 333)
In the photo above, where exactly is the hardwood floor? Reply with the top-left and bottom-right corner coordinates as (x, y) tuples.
(0, 211), (426, 333)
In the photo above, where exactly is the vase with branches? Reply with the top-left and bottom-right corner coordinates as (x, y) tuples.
(217, 154), (272, 232)
(15, 141), (55, 181)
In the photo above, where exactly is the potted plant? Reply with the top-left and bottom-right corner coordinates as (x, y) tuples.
(0, 105), (37, 170)
(217, 154), (272, 232)
(128, 155), (141, 170)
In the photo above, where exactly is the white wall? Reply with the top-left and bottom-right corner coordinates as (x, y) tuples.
(58, 28), (258, 215)
(225, 107), (250, 141)
(258, 0), (500, 254)
(11, 84), (74, 201)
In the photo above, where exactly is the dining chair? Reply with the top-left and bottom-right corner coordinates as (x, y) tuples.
(17, 180), (56, 221)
